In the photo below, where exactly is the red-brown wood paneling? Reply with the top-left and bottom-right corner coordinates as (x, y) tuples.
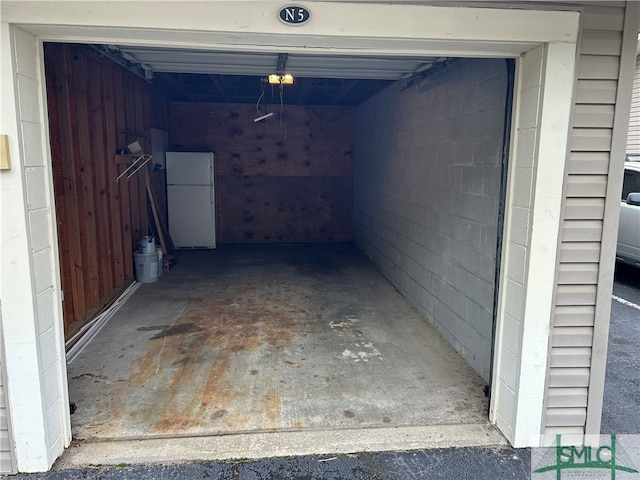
(44, 43), (168, 338)
(170, 102), (355, 243)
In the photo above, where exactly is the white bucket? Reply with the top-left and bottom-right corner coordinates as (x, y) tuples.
(139, 236), (155, 254)
(134, 251), (158, 283)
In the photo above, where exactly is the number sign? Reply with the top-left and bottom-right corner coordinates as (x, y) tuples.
(278, 5), (310, 25)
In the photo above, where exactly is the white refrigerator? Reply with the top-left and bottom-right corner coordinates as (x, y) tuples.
(166, 152), (216, 249)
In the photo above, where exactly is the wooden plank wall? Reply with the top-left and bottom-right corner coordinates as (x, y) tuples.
(44, 43), (169, 338)
(170, 102), (354, 243)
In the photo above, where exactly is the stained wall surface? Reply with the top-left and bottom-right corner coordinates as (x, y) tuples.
(170, 102), (354, 243)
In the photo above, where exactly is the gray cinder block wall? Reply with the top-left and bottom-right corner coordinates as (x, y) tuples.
(353, 58), (508, 382)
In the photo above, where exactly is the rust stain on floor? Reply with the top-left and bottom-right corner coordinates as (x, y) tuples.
(124, 286), (302, 436)
(69, 246), (491, 441)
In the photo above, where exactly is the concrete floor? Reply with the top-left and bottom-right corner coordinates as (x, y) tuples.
(67, 243), (495, 449)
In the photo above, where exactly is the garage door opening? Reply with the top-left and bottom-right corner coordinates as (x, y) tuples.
(44, 42), (511, 448)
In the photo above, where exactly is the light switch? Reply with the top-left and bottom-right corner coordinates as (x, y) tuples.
(0, 134), (10, 170)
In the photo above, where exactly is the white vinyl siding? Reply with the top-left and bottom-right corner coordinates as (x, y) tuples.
(0, 378), (15, 474)
(628, 52), (640, 155)
(0, 324), (16, 475)
(544, 3), (630, 435)
(546, 387), (589, 407)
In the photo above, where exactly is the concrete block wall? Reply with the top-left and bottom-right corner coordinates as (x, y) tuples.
(353, 58), (508, 382)
(0, 25), (69, 471)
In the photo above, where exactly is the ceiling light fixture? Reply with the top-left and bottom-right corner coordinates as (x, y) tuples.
(267, 53), (294, 85)
(268, 74), (294, 85)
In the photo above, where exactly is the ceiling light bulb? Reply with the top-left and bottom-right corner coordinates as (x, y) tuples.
(268, 74), (294, 85)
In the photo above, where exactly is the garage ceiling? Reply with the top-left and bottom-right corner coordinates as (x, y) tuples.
(102, 45), (444, 106)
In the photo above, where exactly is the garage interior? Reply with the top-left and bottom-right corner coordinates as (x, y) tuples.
(44, 42), (510, 444)
(68, 244), (490, 440)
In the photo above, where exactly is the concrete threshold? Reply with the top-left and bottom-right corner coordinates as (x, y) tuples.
(56, 423), (507, 468)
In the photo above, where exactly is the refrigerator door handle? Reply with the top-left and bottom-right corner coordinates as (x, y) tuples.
(210, 156), (215, 222)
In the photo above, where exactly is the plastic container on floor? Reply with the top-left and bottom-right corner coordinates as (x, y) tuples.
(134, 251), (158, 283)
(139, 236), (155, 254)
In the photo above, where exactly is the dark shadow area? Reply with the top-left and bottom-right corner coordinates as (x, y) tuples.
(613, 262), (640, 291)
(602, 262), (640, 434)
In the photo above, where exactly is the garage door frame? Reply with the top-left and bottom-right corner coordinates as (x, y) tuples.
(0, 1), (580, 470)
